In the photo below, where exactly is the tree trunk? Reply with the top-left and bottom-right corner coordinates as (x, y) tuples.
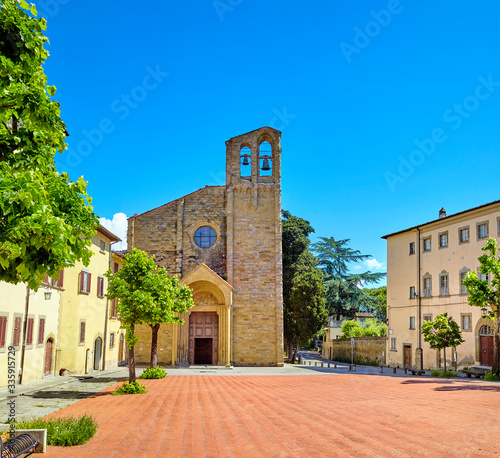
(493, 308), (500, 376)
(287, 341), (293, 362)
(443, 347), (447, 372)
(150, 323), (160, 368)
(128, 324), (136, 383)
(292, 344), (299, 363)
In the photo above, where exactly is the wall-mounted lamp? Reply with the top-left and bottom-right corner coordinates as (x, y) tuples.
(481, 307), (488, 317)
(44, 288), (52, 300)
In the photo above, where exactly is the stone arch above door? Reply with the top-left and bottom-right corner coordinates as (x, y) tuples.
(181, 263), (233, 307)
(474, 317), (494, 362)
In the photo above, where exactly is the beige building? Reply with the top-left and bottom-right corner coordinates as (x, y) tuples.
(128, 127), (284, 366)
(0, 225), (123, 387)
(383, 202), (500, 370)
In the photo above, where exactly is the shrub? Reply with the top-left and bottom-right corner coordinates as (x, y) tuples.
(16, 415), (97, 446)
(485, 371), (500, 382)
(113, 381), (147, 395)
(430, 370), (458, 378)
(139, 366), (167, 379)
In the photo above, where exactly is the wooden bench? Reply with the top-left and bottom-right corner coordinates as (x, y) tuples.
(407, 368), (425, 376)
(462, 369), (486, 379)
(1, 433), (39, 457)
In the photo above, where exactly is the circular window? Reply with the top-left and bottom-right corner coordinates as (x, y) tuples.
(194, 226), (217, 248)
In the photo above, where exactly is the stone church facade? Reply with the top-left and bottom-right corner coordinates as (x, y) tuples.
(128, 127), (284, 366)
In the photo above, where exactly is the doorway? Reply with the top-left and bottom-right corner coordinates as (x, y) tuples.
(118, 334), (125, 363)
(479, 325), (494, 366)
(404, 344), (412, 368)
(44, 338), (53, 376)
(94, 337), (102, 371)
(188, 312), (218, 365)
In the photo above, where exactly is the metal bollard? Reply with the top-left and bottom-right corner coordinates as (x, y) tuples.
(392, 367), (396, 374)
(315, 362), (317, 366)
(328, 363), (330, 368)
(379, 365), (383, 373)
(321, 362), (324, 367)
(334, 364), (337, 369)
(404, 368), (408, 374)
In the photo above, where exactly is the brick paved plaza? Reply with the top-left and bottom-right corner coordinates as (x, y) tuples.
(41, 373), (499, 457)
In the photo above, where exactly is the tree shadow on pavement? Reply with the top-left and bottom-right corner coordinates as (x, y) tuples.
(28, 390), (113, 400)
(76, 377), (127, 384)
(434, 385), (500, 392)
(401, 380), (454, 385)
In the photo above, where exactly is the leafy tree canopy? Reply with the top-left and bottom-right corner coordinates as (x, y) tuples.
(463, 237), (500, 375)
(0, 0), (98, 289)
(340, 318), (387, 338)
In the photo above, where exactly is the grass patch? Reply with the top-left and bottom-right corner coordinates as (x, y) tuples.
(113, 381), (147, 395)
(16, 415), (97, 446)
(138, 366), (167, 379)
(430, 370), (458, 378)
(485, 371), (500, 382)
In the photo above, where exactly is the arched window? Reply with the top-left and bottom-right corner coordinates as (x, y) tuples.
(194, 226), (217, 248)
(259, 141), (272, 176)
(240, 146), (251, 177)
(479, 325), (494, 336)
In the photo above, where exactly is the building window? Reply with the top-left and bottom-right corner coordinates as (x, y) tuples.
(459, 226), (469, 243)
(423, 276), (432, 297)
(460, 271), (469, 294)
(80, 270), (91, 294)
(409, 286), (416, 299)
(0, 316), (7, 348)
(38, 318), (45, 345)
(423, 314), (432, 322)
(194, 226), (217, 248)
(478, 268), (489, 282)
(461, 314), (471, 331)
(439, 232), (448, 248)
(53, 269), (64, 288)
(497, 218), (500, 236)
(97, 276), (105, 298)
(110, 332), (115, 348)
(26, 318), (34, 346)
(113, 262), (119, 273)
(111, 299), (118, 318)
(100, 240), (106, 252)
(477, 222), (488, 239)
(80, 321), (86, 344)
(410, 317), (415, 330)
(423, 237), (431, 252)
(13, 316), (22, 347)
(440, 273), (449, 296)
(409, 242), (415, 255)
(390, 338), (397, 351)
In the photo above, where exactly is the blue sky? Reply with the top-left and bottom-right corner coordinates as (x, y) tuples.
(38, 0), (500, 283)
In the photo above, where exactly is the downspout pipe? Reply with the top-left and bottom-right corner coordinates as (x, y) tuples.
(417, 227), (423, 370)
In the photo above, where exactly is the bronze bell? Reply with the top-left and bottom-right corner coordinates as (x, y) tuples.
(261, 158), (271, 171)
(241, 155), (250, 166)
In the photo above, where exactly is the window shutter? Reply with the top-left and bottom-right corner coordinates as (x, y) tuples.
(13, 317), (22, 346)
(0, 316), (6, 348)
(38, 318), (45, 344)
(80, 271), (84, 292)
(58, 269), (64, 287)
(27, 318), (34, 345)
(88, 273), (92, 293)
(113, 262), (119, 273)
(80, 322), (85, 343)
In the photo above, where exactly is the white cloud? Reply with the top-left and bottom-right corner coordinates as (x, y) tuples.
(364, 258), (384, 270)
(352, 265), (362, 271)
(99, 213), (128, 251)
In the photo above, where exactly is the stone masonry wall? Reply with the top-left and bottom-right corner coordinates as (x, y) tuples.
(329, 337), (387, 366)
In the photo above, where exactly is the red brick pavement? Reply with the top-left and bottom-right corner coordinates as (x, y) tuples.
(42, 375), (500, 457)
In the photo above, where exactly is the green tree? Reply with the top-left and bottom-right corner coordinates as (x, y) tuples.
(289, 251), (328, 361)
(421, 313), (464, 372)
(363, 287), (387, 321)
(340, 320), (362, 338)
(0, 0), (98, 289)
(106, 247), (194, 382)
(340, 318), (386, 338)
(282, 210), (315, 359)
(463, 237), (500, 376)
(311, 237), (386, 319)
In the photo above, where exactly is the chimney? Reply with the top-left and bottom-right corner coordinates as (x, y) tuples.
(439, 208), (446, 219)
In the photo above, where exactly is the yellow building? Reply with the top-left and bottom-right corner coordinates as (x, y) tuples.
(129, 127), (284, 366)
(57, 226), (122, 375)
(383, 202), (500, 370)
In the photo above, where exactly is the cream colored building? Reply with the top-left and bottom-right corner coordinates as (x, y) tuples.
(383, 203), (500, 370)
(0, 225), (123, 387)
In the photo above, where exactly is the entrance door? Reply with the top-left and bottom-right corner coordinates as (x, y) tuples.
(195, 338), (213, 364)
(44, 339), (53, 375)
(118, 334), (124, 363)
(189, 312), (218, 365)
(94, 337), (102, 371)
(479, 325), (494, 366)
(404, 345), (412, 368)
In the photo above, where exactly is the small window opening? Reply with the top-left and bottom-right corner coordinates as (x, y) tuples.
(240, 146), (251, 177)
(259, 141), (272, 176)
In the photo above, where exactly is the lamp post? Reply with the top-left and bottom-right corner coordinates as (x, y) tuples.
(19, 286), (52, 385)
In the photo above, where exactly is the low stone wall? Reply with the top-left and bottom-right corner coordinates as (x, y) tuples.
(329, 337), (387, 366)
